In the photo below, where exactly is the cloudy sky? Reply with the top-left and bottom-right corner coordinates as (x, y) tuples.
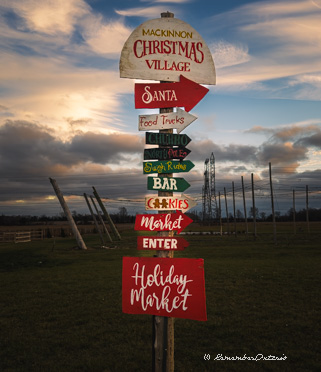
(0, 0), (320, 216)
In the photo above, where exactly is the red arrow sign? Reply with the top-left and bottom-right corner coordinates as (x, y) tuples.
(135, 75), (209, 112)
(134, 210), (193, 235)
(137, 236), (189, 251)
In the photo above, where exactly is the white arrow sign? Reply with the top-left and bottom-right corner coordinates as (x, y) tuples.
(138, 108), (197, 134)
(145, 194), (197, 213)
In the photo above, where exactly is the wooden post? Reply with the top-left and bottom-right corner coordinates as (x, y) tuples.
(84, 193), (105, 245)
(241, 176), (248, 235)
(269, 162), (277, 244)
(306, 185), (310, 234)
(224, 187), (230, 234)
(232, 181), (237, 237)
(251, 173), (257, 239)
(49, 178), (87, 250)
(293, 189), (296, 235)
(153, 12), (175, 372)
(92, 187), (121, 240)
(90, 195), (113, 243)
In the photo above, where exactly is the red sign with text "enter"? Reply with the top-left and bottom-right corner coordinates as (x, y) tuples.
(137, 236), (189, 251)
(122, 257), (207, 321)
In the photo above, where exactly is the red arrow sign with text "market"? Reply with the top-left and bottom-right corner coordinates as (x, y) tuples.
(135, 75), (209, 112)
(134, 210), (193, 235)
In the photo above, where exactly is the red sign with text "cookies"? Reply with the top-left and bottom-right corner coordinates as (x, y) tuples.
(122, 257), (207, 321)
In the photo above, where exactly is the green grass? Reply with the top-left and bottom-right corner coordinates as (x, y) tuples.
(0, 229), (320, 371)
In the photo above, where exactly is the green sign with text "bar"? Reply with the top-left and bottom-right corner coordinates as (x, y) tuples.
(143, 160), (195, 174)
(147, 177), (190, 192)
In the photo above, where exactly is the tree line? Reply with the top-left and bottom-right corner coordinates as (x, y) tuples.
(1, 206), (320, 226)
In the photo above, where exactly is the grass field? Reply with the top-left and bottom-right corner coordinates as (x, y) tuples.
(0, 226), (320, 371)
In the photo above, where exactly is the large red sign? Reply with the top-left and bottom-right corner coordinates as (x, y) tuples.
(137, 236), (189, 250)
(122, 257), (207, 321)
(135, 75), (209, 112)
(134, 210), (193, 234)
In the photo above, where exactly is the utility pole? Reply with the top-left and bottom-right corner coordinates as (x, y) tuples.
(224, 187), (230, 234)
(232, 181), (237, 237)
(49, 178), (87, 250)
(251, 173), (257, 239)
(241, 176), (248, 235)
(269, 162), (277, 244)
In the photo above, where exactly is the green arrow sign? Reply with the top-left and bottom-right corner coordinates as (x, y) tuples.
(143, 160), (195, 174)
(147, 177), (191, 192)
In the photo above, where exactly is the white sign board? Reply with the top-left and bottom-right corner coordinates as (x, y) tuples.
(120, 17), (216, 85)
(138, 108), (197, 133)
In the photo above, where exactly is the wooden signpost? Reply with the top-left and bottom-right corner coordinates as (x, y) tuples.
(147, 177), (190, 192)
(138, 108), (197, 133)
(120, 10), (215, 372)
(135, 75), (209, 111)
(144, 147), (191, 160)
(145, 194), (197, 213)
